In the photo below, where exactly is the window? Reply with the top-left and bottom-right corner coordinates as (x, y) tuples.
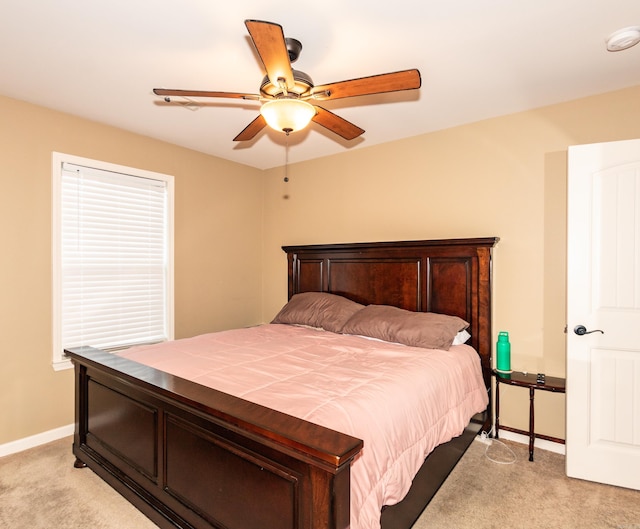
(52, 153), (174, 370)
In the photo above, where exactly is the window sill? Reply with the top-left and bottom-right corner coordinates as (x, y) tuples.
(53, 358), (73, 372)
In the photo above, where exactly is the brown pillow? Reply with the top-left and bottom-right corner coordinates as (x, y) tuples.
(271, 292), (364, 333)
(341, 304), (469, 350)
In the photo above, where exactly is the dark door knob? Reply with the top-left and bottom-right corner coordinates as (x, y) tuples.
(574, 325), (604, 336)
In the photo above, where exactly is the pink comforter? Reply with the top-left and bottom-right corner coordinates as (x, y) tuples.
(119, 324), (488, 529)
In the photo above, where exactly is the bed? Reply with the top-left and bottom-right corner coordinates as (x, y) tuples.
(65, 237), (498, 529)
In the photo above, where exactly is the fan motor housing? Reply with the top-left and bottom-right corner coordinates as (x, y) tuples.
(260, 70), (314, 98)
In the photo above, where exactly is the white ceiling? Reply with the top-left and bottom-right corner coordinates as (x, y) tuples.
(2, 1), (639, 170)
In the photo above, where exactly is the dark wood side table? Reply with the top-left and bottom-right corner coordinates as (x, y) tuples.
(492, 370), (566, 461)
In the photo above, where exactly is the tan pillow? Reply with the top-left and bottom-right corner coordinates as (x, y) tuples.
(271, 292), (364, 333)
(341, 304), (469, 350)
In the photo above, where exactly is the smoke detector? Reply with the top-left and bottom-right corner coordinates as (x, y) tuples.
(606, 26), (640, 52)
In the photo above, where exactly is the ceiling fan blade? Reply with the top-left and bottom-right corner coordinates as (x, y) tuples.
(312, 69), (421, 101)
(233, 114), (267, 141)
(312, 106), (365, 140)
(153, 88), (260, 100)
(245, 20), (295, 91)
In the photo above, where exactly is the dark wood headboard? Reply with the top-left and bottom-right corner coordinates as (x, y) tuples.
(282, 237), (499, 389)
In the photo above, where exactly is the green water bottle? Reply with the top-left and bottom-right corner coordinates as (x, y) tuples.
(496, 331), (511, 372)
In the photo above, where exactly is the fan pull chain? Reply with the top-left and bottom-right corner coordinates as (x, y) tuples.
(284, 134), (290, 183)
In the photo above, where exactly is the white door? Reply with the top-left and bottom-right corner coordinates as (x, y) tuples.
(566, 138), (640, 490)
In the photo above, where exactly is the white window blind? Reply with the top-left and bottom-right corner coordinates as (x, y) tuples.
(53, 154), (174, 368)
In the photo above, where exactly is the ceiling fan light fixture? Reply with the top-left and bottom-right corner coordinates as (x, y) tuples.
(260, 99), (316, 134)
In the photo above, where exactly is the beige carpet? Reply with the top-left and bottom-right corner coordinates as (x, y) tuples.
(0, 437), (156, 529)
(1, 436), (639, 528)
(418, 439), (640, 529)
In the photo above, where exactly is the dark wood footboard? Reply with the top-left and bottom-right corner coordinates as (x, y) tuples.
(67, 346), (363, 529)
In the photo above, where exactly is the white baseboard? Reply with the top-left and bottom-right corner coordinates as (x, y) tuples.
(494, 429), (566, 455)
(0, 424), (74, 458)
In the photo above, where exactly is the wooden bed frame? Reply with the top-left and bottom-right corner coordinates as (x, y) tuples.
(65, 237), (498, 529)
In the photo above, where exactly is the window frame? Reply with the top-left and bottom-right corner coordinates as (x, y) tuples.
(52, 152), (174, 371)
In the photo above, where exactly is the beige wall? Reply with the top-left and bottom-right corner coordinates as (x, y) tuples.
(0, 96), (264, 445)
(262, 84), (640, 440)
(2, 84), (639, 447)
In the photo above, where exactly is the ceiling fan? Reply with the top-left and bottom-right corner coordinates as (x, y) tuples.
(153, 20), (421, 142)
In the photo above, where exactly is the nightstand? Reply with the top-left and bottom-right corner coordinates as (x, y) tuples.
(492, 370), (566, 461)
